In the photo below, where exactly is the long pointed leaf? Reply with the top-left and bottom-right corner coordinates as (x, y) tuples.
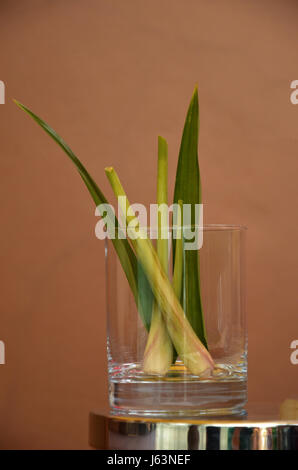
(173, 88), (208, 348)
(14, 100), (153, 330)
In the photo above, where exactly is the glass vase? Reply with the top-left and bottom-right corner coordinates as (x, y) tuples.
(106, 225), (247, 416)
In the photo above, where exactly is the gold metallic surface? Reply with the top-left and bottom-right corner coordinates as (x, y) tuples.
(89, 401), (298, 450)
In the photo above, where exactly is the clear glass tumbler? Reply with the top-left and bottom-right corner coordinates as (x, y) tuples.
(106, 225), (247, 416)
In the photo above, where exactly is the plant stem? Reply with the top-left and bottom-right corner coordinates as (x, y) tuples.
(143, 136), (173, 375)
(105, 167), (214, 376)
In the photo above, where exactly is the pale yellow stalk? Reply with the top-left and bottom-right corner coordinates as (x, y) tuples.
(143, 136), (173, 375)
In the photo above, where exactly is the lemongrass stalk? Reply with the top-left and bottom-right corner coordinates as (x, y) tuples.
(143, 136), (173, 375)
(142, 302), (173, 375)
(156, 136), (168, 270)
(105, 167), (214, 376)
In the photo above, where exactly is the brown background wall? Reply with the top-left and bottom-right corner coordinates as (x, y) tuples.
(0, 0), (298, 449)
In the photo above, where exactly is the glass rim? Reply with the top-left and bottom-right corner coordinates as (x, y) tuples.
(109, 224), (247, 235)
(200, 224), (247, 231)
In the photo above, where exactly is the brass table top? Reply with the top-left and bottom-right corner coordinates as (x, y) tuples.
(89, 400), (298, 450)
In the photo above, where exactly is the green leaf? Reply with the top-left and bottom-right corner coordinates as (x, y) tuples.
(173, 200), (183, 301)
(14, 99), (153, 331)
(173, 88), (208, 349)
